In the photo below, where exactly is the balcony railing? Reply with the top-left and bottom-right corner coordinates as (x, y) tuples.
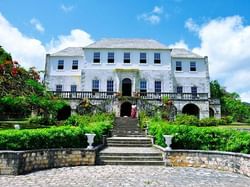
(51, 91), (117, 100)
(137, 92), (208, 100)
(51, 91), (209, 101)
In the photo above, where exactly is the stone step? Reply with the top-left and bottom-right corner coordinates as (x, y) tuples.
(99, 152), (162, 157)
(107, 143), (152, 147)
(107, 140), (151, 144)
(99, 155), (163, 161)
(100, 160), (165, 166)
(112, 134), (146, 137)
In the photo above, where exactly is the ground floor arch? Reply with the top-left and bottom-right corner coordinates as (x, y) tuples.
(182, 103), (200, 118)
(120, 102), (132, 117)
(209, 107), (215, 117)
(56, 105), (71, 120)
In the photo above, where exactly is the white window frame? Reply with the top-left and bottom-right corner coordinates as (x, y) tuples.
(176, 61), (182, 71)
(154, 53), (161, 64)
(140, 53), (147, 64)
(72, 60), (78, 70)
(93, 52), (100, 63)
(190, 61), (196, 71)
(57, 60), (64, 70)
(107, 52), (114, 63)
(155, 81), (161, 93)
(124, 52), (130, 63)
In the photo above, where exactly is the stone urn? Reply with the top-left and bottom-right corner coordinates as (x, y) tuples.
(14, 124), (20, 130)
(85, 133), (96, 149)
(163, 135), (174, 151)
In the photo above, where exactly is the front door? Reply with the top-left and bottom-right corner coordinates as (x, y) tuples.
(122, 78), (132, 96)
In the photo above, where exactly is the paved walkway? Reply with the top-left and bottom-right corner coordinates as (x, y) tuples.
(0, 166), (250, 187)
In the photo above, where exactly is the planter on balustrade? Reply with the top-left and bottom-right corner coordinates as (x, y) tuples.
(163, 135), (174, 151)
(85, 133), (96, 149)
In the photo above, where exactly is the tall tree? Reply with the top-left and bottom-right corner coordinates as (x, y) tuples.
(0, 46), (66, 119)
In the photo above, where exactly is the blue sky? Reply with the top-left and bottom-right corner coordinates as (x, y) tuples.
(0, 0), (250, 101)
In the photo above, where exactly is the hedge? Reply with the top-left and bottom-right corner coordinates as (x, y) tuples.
(148, 119), (250, 154)
(0, 118), (113, 150)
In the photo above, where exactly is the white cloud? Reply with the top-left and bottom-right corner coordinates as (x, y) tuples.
(240, 91), (250, 103)
(47, 29), (94, 53)
(168, 40), (189, 49)
(138, 6), (164, 25)
(61, 4), (74, 13)
(0, 13), (46, 70)
(0, 13), (94, 71)
(188, 16), (250, 102)
(153, 6), (163, 14)
(185, 18), (199, 32)
(30, 18), (45, 33)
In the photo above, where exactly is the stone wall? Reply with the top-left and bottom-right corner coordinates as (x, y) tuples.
(164, 149), (250, 177)
(0, 148), (97, 175)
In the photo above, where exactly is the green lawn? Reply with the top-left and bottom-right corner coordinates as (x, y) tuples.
(218, 122), (250, 129)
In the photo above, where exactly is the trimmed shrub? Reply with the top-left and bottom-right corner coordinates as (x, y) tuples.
(64, 113), (114, 127)
(174, 114), (199, 126)
(0, 114), (114, 150)
(173, 114), (232, 127)
(148, 119), (250, 154)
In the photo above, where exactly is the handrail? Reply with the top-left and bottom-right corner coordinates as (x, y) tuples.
(50, 91), (209, 100)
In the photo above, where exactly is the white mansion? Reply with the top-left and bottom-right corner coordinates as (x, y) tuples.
(44, 39), (220, 119)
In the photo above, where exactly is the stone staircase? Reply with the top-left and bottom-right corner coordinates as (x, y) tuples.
(98, 117), (164, 166)
(111, 117), (145, 137)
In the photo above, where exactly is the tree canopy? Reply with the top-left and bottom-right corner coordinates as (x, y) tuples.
(210, 80), (250, 122)
(0, 46), (66, 120)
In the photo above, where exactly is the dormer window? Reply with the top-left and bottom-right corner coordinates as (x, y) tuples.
(176, 61), (182, 71)
(190, 61), (196, 71)
(93, 52), (100, 63)
(140, 53), (147, 64)
(154, 53), (161, 64)
(72, 60), (78, 70)
(108, 52), (114, 63)
(57, 60), (64, 70)
(124, 53), (130, 63)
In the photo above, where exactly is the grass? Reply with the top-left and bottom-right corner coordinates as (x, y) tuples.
(217, 122), (250, 129)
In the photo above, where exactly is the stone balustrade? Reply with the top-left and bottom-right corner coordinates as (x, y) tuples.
(0, 148), (98, 175)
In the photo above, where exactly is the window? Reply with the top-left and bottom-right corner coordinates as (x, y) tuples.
(107, 80), (114, 95)
(155, 81), (161, 93)
(176, 61), (182, 71)
(190, 61), (196, 71)
(93, 52), (100, 63)
(92, 80), (99, 92)
(57, 60), (64, 70)
(140, 80), (147, 96)
(72, 60), (78, 70)
(140, 53), (147, 63)
(191, 86), (197, 97)
(154, 53), (161, 64)
(71, 85), (77, 92)
(107, 52), (114, 63)
(177, 86), (183, 94)
(56, 84), (62, 92)
(124, 52), (130, 63)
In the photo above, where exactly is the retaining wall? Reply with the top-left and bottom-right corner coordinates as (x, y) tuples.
(163, 149), (250, 177)
(0, 148), (97, 175)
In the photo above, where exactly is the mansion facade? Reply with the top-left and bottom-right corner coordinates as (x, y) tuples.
(44, 39), (221, 119)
